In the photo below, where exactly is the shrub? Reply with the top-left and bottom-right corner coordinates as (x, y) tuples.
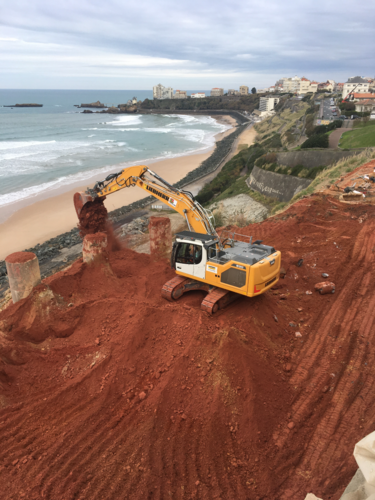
(255, 152), (277, 168)
(290, 164), (305, 176)
(301, 134), (329, 149)
(306, 165), (327, 179)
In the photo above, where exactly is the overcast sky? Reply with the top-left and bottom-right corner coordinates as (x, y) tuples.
(1, 0), (374, 90)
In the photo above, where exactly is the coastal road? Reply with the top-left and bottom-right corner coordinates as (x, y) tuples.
(322, 97), (338, 121)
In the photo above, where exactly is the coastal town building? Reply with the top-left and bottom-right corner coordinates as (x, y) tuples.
(336, 83), (344, 92)
(276, 76), (319, 94)
(210, 88), (224, 97)
(257, 88), (269, 94)
(318, 81), (334, 92)
(342, 77), (370, 100)
(350, 93), (375, 101)
(240, 86), (249, 95)
(268, 86), (276, 92)
(191, 93), (205, 98)
(355, 99), (375, 113)
(174, 90), (187, 99)
(228, 89), (240, 96)
(153, 84), (173, 99)
(259, 96), (280, 112)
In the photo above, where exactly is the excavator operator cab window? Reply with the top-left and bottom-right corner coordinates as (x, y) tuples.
(176, 243), (202, 265)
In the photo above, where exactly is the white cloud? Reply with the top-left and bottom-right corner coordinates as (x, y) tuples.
(0, 0), (374, 88)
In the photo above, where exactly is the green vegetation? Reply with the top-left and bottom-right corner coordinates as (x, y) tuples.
(339, 120), (375, 148)
(301, 134), (329, 148)
(300, 120), (342, 149)
(195, 143), (265, 205)
(140, 95), (259, 113)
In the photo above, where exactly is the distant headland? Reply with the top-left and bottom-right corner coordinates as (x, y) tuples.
(3, 103), (43, 108)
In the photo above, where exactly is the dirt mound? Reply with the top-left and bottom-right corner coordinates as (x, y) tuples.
(1, 188), (375, 498)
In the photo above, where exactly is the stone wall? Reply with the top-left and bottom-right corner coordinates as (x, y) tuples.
(248, 166), (312, 202)
(276, 150), (360, 169)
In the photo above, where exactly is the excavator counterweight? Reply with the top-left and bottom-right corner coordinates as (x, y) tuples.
(74, 165), (281, 314)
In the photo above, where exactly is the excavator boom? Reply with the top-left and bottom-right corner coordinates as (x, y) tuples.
(74, 165), (217, 237)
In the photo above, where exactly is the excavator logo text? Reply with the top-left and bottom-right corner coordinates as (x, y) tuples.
(146, 185), (169, 201)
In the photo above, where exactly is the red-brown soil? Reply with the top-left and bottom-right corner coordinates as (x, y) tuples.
(5, 252), (36, 264)
(1, 190), (375, 499)
(78, 197), (108, 238)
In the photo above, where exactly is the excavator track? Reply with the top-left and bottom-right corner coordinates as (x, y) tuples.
(162, 275), (239, 314)
(201, 287), (239, 315)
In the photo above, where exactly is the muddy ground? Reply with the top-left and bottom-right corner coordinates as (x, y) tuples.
(1, 177), (375, 498)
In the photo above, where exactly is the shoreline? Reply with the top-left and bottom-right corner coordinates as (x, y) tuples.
(0, 115), (238, 259)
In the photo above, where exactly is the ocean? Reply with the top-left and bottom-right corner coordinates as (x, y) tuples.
(0, 89), (228, 221)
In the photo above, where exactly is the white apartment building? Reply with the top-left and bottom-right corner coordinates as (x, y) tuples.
(210, 88), (224, 97)
(174, 90), (187, 99)
(342, 77), (370, 100)
(153, 84), (173, 99)
(259, 96), (280, 112)
(240, 85), (249, 95)
(191, 93), (206, 98)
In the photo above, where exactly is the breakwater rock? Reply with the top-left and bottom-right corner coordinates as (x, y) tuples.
(248, 166), (311, 202)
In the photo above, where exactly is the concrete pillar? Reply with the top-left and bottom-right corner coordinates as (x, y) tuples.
(149, 217), (172, 259)
(5, 252), (41, 304)
(82, 232), (108, 264)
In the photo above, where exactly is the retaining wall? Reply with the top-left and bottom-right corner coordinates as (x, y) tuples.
(276, 150), (360, 169)
(248, 166), (312, 202)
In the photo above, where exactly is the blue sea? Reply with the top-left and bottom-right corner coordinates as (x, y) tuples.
(0, 89), (227, 221)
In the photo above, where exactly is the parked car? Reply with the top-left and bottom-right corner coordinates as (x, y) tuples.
(351, 115), (360, 119)
(338, 116), (346, 120)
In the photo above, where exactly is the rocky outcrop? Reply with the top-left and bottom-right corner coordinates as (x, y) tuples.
(210, 194), (268, 224)
(80, 101), (106, 108)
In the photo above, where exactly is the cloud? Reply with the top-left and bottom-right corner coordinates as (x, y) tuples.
(0, 0), (374, 88)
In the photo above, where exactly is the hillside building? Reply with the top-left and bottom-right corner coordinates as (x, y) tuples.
(210, 88), (224, 97)
(342, 77), (370, 100)
(355, 99), (375, 113)
(153, 84), (173, 99)
(191, 93), (206, 98)
(259, 96), (280, 113)
(240, 86), (249, 95)
(318, 81), (334, 92)
(174, 90), (187, 99)
(228, 89), (240, 96)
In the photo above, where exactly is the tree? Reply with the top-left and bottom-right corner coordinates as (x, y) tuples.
(251, 87), (256, 94)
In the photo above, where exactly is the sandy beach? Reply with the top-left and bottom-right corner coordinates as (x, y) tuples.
(0, 115), (238, 259)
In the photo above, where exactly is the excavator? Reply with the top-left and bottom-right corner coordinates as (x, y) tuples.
(74, 165), (281, 314)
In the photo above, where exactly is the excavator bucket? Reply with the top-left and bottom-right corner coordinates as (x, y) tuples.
(73, 191), (94, 217)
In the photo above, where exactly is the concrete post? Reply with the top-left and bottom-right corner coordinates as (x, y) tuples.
(82, 232), (108, 264)
(149, 217), (172, 259)
(5, 252), (41, 304)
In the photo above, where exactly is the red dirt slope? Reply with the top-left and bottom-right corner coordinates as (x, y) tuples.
(1, 191), (375, 499)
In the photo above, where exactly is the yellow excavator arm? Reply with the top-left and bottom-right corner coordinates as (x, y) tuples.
(74, 165), (217, 236)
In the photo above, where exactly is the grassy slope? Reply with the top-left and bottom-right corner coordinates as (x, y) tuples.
(339, 121), (375, 148)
